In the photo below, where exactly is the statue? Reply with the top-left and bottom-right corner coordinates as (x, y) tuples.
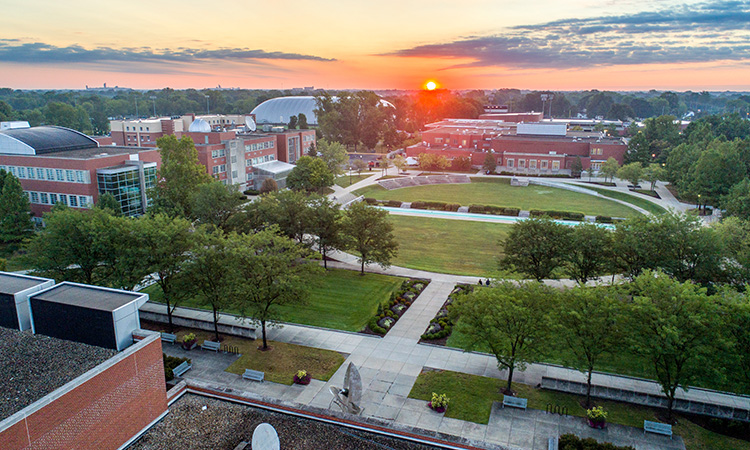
(329, 363), (364, 415)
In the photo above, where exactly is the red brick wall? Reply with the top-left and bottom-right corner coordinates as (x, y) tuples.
(0, 336), (167, 450)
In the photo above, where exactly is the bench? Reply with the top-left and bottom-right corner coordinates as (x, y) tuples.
(201, 340), (221, 352)
(243, 369), (265, 382)
(502, 395), (528, 410)
(644, 420), (672, 439)
(172, 361), (192, 377)
(161, 333), (177, 344)
(548, 437), (558, 450)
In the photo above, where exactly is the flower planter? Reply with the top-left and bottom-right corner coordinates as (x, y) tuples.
(587, 418), (607, 429)
(293, 374), (312, 385)
(182, 341), (197, 351)
(427, 402), (446, 413)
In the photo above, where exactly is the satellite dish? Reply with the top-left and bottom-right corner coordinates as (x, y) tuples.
(245, 116), (257, 132)
(252, 423), (280, 450)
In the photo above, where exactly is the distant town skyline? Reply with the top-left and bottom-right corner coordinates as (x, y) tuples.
(2, 0), (750, 90)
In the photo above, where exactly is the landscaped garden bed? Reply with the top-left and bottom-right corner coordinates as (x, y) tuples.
(467, 204), (520, 216)
(420, 284), (474, 344)
(529, 209), (585, 221)
(366, 278), (430, 335)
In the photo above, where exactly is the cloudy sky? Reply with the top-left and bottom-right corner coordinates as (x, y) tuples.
(2, 0), (750, 90)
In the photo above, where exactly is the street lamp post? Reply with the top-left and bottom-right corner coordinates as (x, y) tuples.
(150, 96), (157, 117)
(204, 95), (210, 115)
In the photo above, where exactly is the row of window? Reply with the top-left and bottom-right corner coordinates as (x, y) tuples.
(24, 191), (92, 208)
(245, 154), (275, 167)
(245, 141), (274, 152)
(1, 165), (89, 183)
(506, 159), (561, 170)
(591, 147), (604, 155)
(303, 135), (314, 142)
(212, 164), (227, 174)
(211, 149), (226, 159)
(125, 125), (151, 132)
(127, 135), (152, 142)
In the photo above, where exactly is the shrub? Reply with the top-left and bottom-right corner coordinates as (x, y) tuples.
(445, 203), (460, 211)
(559, 433), (634, 450)
(429, 392), (450, 411)
(411, 201), (425, 209)
(530, 210), (585, 221)
(259, 178), (278, 194)
(182, 333), (196, 344)
(586, 406), (608, 422)
(163, 353), (191, 382)
(243, 189), (260, 196)
(364, 197), (377, 205)
(387, 200), (402, 207)
(595, 215), (613, 224)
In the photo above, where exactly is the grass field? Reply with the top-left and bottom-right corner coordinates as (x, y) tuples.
(409, 370), (747, 450)
(570, 184), (668, 215)
(335, 173), (372, 188)
(388, 215), (511, 276)
(355, 177), (640, 218)
(141, 268), (404, 332)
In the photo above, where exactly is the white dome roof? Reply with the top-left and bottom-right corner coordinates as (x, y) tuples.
(251, 95), (395, 126)
(188, 118), (211, 133)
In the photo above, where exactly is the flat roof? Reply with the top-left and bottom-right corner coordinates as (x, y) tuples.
(0, 327), (116, 419)
(0, 272), (51, 295)
(0, 126), (99, 154)
(31, 283), (143, 312)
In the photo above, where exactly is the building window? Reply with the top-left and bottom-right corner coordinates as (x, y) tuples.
(46, 169), (55, 180)
(231, 170), (238, 179)
(79, 196), (88, 208)
(30, 192), (39, 203)
(59, 194), (68, 205)
(529, 160), (537, 169)
(541, 160), (548, 170)
(50, 193), (58, 204)
(518, 159), (526, 168)
(435, 138), (443, 144)
(219, 164), (226, 173)
(9, 166), (16, 176)
(552, 161), (560, 170)
(69, 195), (78, 207)
(507, 159), (514, 168)
(269, 141), (274, 148)
(40, 193), (49, 204)
(76, 171), (85, 183)
(26, 167), (35, 179)
(56, 169), (64, 181)
(591, 162), (602, 170)
(65, 170), (74, 182)
(231, 155), (237, 164)
(17, 167), (26, 178)
(212, 166), (219, 175)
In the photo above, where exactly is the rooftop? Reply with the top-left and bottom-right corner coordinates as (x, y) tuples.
(0, 327), (116, 419)
(0, 272), (52, 295)
(24, 145), (157, 160)
(32, 283), (145, 312)
(0, 126), (98, 155)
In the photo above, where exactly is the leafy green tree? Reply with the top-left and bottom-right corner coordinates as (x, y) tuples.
(599, 157), (620, 183)
(617, 162), (643, 186)
(190, 181), (245, 232)
(719, 289), (750, 391)
(308, 196), (343, 269)
(571, 156), (583, 178)
(626, 115), (680, 164)
(182, 229), (238, 341)
(665, 142), (701, 199)
(0, 171), (33, 244)
(713, 217), (750, 288)
(689, 140), (745, 209)
(482, 152), (497, 174)
(392, 155), (407, 173)
(454, 281), (555, 393)
(642, 164), (666, 191)
(352, 158), (368, 175)
(554, 287), (622, 406)
(286, 156), (334, 193)
(341, 201), (398, 274)
(499, 217), (571, 281)
(130, 214), (194, 332)
(379, 157), (391, 176)
(95, 192), (121, 216)
(564, 222), (614, 284)
(625, 271), (722, 421)
(233, 228), (322, 349)
(243, 189), (312, 244)
(259, 177), (278, 194)
(287, 114), (298, 129)
(317, 139), (348, 176)
(298, 113), (309, 129)
(151, 135), (212, 217)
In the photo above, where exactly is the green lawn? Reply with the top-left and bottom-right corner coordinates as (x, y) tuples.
(141, 268), (404, 332)
(335, 173), (372, 187)
(409, 370), (747, 450)
(571, 184), (667, 215)
(355, 177), (640, 218)
(388, 215), (510, 276)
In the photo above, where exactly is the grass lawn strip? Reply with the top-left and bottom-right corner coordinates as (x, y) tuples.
(156, 326), (345, 385)
(354, 177), (639, 218)
(335, 173), (372, 187)
(141, 268), (404, 332)
(388, 215), (510, 277)
(409, 369), (746, 450)
(570, 184), (667, 215)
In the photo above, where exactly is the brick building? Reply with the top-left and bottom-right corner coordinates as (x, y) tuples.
(0, 126), (161, 218)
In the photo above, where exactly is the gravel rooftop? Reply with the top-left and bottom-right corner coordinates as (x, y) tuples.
(130, 394), (446, 450)
(0, 327), (117, 419)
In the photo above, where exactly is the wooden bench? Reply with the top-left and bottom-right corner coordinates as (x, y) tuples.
(644, 420), (672, 439)
(172, 361), (192, 377)
(242, 369), (265, 382)
(201, 340), (221, 352)
(161, 333), (177, 344)
(502, 395), (528, 410)
(548, 437), (558, 450)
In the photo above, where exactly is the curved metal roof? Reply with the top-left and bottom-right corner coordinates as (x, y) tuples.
(251, 96), (395, 126)
(0, 126), (98, 155)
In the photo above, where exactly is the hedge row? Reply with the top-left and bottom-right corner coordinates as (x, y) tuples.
(468, 204), (520, 217)
(559, 434), (634, 450)
(411, 201), (460, 212)
(363, 198), (403, 208)
(529, 210), (585, 221)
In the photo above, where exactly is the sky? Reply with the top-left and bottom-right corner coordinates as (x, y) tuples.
(2, 0), (750, 91)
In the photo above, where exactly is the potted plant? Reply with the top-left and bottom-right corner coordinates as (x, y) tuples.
(293, 369), (311, 385)
(428, 392), (449, 413)
(586, 406), (608, 429)
(181, 333), (197, 350)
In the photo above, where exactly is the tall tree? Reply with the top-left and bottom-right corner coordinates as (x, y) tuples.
(564, 222), (614, 284)
(287, 114), (298, 129)
(689, 140), (745, 209)
(482, 152), (497, 174)
(600, 157), (620, 183)
(297, 113), (309, 129)
(454, 281), (555, 393)
(286, 156), (334, 193)
(151, 135), (212, 217)
(233, 229), (322, 349)
(341, 201), (398, 274)
(0, 171), (33, 244)
(317, 139), (348, 176)
(499, 217), (571, 281)
(190, 181), (245, 232)
(308, 196), (343, 269)
(94, 192), (122, 216)
(617, 162), (643, 186)
(642, 164), (666, 191)
(625, 271), (721, 421)
(243, 189), (312, 244)
(392, 155), (407, 173)
(554, 286), (622, 406)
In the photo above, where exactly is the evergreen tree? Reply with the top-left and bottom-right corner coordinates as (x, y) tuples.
(0, 171), (33, 244)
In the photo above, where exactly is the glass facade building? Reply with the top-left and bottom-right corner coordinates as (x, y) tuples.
(96, 162), (157, 216)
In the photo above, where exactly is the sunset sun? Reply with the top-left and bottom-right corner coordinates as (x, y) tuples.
(425, 80), (437, 90)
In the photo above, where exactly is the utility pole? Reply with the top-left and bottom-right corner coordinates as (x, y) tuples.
(150, 96), (157, 117)
(204, 95), (210, 115)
